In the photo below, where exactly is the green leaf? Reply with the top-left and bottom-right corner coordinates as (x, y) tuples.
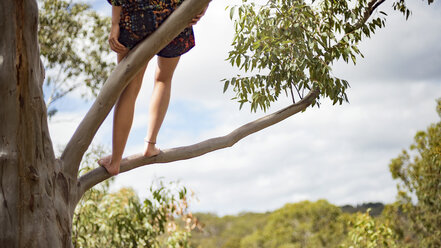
(230, 6), (236, 20)
(223, 80), (229, 93)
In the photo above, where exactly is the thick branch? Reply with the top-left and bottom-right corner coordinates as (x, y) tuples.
(76, 88), (320, 199)
(60, 0), (211, 177)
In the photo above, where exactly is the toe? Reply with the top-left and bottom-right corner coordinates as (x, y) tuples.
(98, 155), (112, 166)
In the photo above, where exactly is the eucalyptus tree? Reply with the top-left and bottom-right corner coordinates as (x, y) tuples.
(0, 0), (434, 247)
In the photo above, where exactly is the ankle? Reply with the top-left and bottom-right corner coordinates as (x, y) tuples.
(144, 138), (156, 145)
(110, 157), (121, 165)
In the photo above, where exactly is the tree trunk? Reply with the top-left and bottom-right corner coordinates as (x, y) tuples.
(1, 1), (74, 247)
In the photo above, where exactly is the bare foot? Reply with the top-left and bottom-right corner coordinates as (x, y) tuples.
(98, 155), (120, 176)
(143, 142), (161, 157)
(98, 155), (111, 167)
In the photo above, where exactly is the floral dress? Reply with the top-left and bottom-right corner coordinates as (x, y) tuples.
(107, 0), (195, 58)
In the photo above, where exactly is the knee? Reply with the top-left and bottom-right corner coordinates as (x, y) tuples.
(154, 75), (172, 87)
(155, 67), (175, 85)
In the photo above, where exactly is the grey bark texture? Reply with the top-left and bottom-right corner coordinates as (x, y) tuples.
(1, 0), (72, 247)
(0, 0), (319, 247)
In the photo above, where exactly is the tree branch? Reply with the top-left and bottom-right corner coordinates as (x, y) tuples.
(350, 0), (387, 32)
(371, 0), (387, 13)
(329, 0), (387, 56)
(76, 88), (320, 199)
(60, 0), (211, 177)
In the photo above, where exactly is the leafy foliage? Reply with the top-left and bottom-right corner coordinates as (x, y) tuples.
(387, 98), (441, 247)
(223, 0), (437, 112)
(73, 148), (198, 247)
(223, 0), (395, 112)
(339, 209), (397, 248)
(38, 0), (115, 117)
(73, 183), (197, 247)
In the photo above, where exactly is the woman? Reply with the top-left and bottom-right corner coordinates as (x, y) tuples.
(99, 0), (207, 175)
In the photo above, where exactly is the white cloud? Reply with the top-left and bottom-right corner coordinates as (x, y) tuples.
(333, 1), (441, 82)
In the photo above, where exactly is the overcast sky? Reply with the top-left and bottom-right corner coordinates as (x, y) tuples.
(47, 0), (441, 215)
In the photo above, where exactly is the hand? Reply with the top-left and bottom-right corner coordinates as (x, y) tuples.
(108, 24), (128, 54)
(188, 5), (208, 27)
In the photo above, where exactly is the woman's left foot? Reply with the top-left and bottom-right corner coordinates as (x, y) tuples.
(98, 155), (112, 167)
(98, 155), (121, 175)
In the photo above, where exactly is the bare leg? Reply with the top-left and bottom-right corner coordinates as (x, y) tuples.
(144, 56), (181, 157)
(99, 51), (148, 175)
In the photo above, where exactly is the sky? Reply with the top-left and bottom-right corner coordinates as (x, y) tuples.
(47, 0), (441, 216)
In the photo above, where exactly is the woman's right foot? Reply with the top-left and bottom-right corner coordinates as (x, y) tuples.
(98, 155), (120, 176)
(143, 141), (161, 157)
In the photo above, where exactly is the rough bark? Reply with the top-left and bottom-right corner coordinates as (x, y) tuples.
(1, 0), (73, 247)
